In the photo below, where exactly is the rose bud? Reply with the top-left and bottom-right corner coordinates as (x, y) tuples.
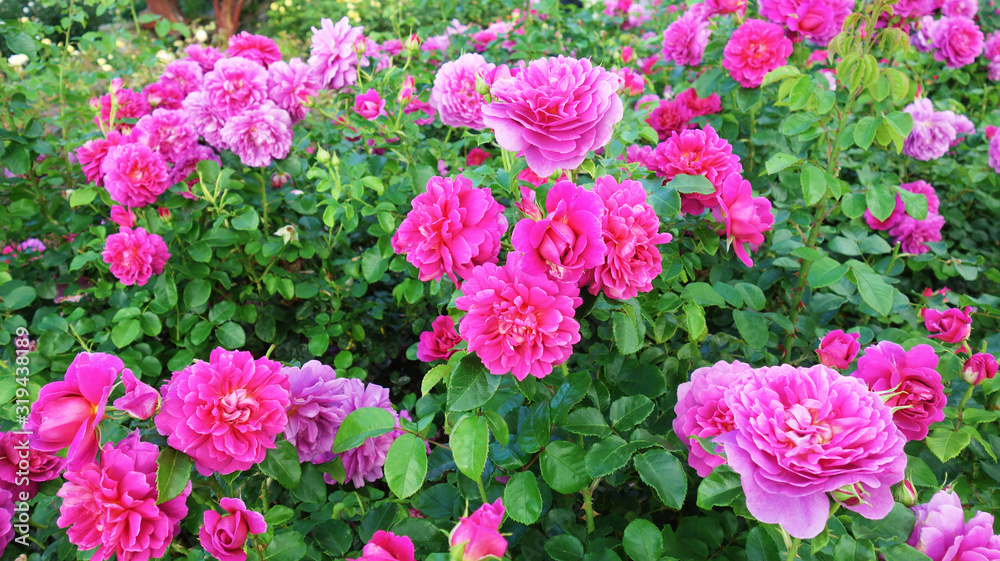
(961, 353), (998, 386)
(815, 329), (862, 369)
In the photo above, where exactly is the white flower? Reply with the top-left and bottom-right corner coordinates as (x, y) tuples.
(155, 49), (175, 63)
(7, 53), (28, 67)
(274, 225), (299, 244)
(194, 29), (208, 43)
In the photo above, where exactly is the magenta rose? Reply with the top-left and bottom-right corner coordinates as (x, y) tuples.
(350, 530), (417, 561)
(227, 31), (282, 68)
(112, 369), (160, 420)
(200, 497), (267, 561)
(220, 102), (294, 168)
(429, 53), (495, 129)
(815, 329), (861, 369)
(962, 353), (999, 386)
(456, 255), (582, 381)
(100, 143), (171, 207)
(923, 306), (973, 344)
(417, 315), (462, 362)
(0, 488), (12, 556)
(908, 489), (1000, 561)
(155, 348), (290, 476)
(645, 98), (693, 141)
(0, 431), (65, 498)
(355, 88), (386, 120)
(672, 360), (754, 477)
(482, 56), (624, 177)
(450, 499), (508, 561)
(853, 341), (945, 441)
(308, 17), (367, 91)
(711, 173), (775, 268)
(25, 352), (124, 469)
(930, 16), (984, 68)
(57, 431), (191, 561)
(511, 180), (606, 283)
(102, 226), (171, 287)
(718, 364), (906, 539)
(646, 123), (742, 215)
(722, 20), (794, 88)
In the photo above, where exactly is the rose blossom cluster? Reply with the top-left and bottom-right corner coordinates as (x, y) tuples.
(643, 88), (722, 140)
(863, 180), (946, 254)
(912, 15), (984, 68)
(758, 0), (855, 45)
(673, 361), (906, 539)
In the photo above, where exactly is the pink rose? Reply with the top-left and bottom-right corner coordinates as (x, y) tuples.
(0, 431), (65, 498)
(511, 180), (606, 283)
(482, 56), (624, 177)
(962, 353), (999, 386)
(109, 205), (135, 228)
(930, 16), (984, 68)
(417, 315), (462, 362)
(466, 148), (490, 167)
(429, 53), (495, 129)
(102, 227), (171, 287)
(112, 369), (160, 420)
(25, 352), (124, 469)
(723, 20), (794, 88)
(350, 530), (416, 561)
(355, 88), (386, 120)
(908, 489), (1000, 560)
(853, 342), (945, 441)
(712, 173), (775, 268)
(923, 306), (973, 344)
(815, 329), (861, 369)
(200, 497), (267, 561)
(450, 499), (508, 561)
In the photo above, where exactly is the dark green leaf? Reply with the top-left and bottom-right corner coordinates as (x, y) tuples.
(622, 519), (664, 561)
(540, 441), (589, 494)
(451, 415), (489, 481)
(260, 440), (302, 489)
(696, 465), (742, 509)
(332, 407), (397, 453)
(155, 447), (192, 505)
(447, 353), (501, 411)
(265, 531), (307, 561)
(505, 472), (543, 524)
(585, 435), (635, 478)
(633, 450), (686, 510)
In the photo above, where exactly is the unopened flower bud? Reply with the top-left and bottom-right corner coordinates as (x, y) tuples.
(157, 207), (171, 221)
(961, 353), (999, 386)
(475, 74), (491, 97)
(894, 479), (917, 507)
(406, 33), (421, 55)
(353, 36), (367, 57)
(271, 172), (291, 189)
(831, 483), (866, 507)
(316, 147), (331, 164)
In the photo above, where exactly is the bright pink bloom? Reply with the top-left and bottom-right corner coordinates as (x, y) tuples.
(675, 88), (723, 116)
(422, 34), (450, 53)
(713, 174), (775, 267)
(853, 341), (945, 441)
(350, 531), (416, 561)
(758, 0), (854, 44)
(200, 497), (267, 561)
(161, 59), (203, 96)
(723, 20), (794, 88)
(511, 180), (606, 283)
(131, 108), (199, 163)
(942, 0), (978, 16)
(24, 352), (123, 469)
(57, 432), (191, 561)
(183, 90), (229, 150)
(889, 212), (945, 254)
(354, 89), (386, 120)
(903, 98), (974, 160)
(203, 57), (269, 118)
(908, 489), (1000, 560)
(587, 175), (673, 300)
(672, 360), (754, 477)
(0, 489), (10, 555)
(417, 315), (462, 362)
(990, 135), (1000, 172)
(112, 370), (160, 420)
(185, 44), (224, 73)
(101, 143), (171, 207)
(102, 227), (170, 287)
(268, 58), (320, 123)
(155, 348), (290, 476)
(0, 431), (65, 498)
(923, 307), (973, 344)
(391, 174), (507, 285)
(483, 56), (624, 176)
(227, 31), (282, 67)
(645, 99), (693, 140)
(308, 17), (367, 90)
(648, 123), (742, 214)
(91, 84), (151, 131)
(718, 364), (906, 539)
(815, 329), (861, 369)
(77, 130), (129, 186)
(466, 147), (490, 166)
(430, 53), (495, 129)
(707, 0), (748, 14)
(450, 499), (507, 561)
(617, 67), (646, 95)
(172, 145), (221, 187)
(661, 12), (711, 67)
(456, 256), (582, 380)
(962, 353), (998, 385)
(930, 16), (984, 68)
(327, 382), (401, 488)
(220, 102), (294, 168)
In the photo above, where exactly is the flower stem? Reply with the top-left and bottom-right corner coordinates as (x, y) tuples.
(958, 384), (975, 422)
(475, 476), (489, 504)
(583, 489), (595, 533)
(786, 538), (800, 561)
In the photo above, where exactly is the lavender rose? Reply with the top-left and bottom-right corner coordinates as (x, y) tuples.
(908, 489), (1000, 560)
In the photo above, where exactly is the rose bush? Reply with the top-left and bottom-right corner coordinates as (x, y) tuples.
(2, 0), (1000, 560)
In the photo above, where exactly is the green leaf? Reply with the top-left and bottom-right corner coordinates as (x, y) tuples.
(484, 410), (509, 447)
(647, 183), (681, 218)
(447, 353), (500, 411)
(188, 242), (212, 263)
(667, 174), (715, 195)
(841, 193), (867, 219)
(585, 435), (635, 478)
(260, 440), (302, 489)
(332, 407), (397, 453)
(263, 505), (295, 527)
(684, 282), (726, 307)
(612, 309), (643, 355)
(746, 527), (781, 561)
(6, 32), (37, 58)
(633, 449), (686, 509)
(384, 433), (427, 499)
(111, 318), (142, 348)
(504, 472), (543, 524)
(848, 261), (893, 317)
(898, 187), (928, 220)
(684, 301), (707, 342)
(808, 257), (850, 288)
(865, 183), (897, 222)
(761, 65), (801, 87)
(765, 153), (801, 175)
(290, 463), (326, 504)
(265, 531), (307, 561)
(800, 163), (827, 206)
(852, 503), (916, 542)
(565, 407), (613, 438)
(183, 279), (211, 310)
(926, 427), (972, 463)
(540, 441), (590, 494)
(361, 247), (387, 283)
(3, 286), (36, 310)
(451, 415), (489, 482)
(696, 465), (742, 509)
(733, 310), (769, 349)
(609, 396), (654, 431)
(546, 535), (585, 561)
(421, 363), (451, 395)
(622, 519), (664, 561)
(854, 116), (879, 150)
(834, 535), (876, 561)
(153, 274), (178, 310)
(216, 322), (245, 349)
(155, 447), (192, 505)
(70, 187), (97, 207)
(881, 543), (930, 561)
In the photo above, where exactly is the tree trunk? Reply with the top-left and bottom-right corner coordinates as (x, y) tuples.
(142, 0), (184, 24)
(213, 0), (247, 39)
